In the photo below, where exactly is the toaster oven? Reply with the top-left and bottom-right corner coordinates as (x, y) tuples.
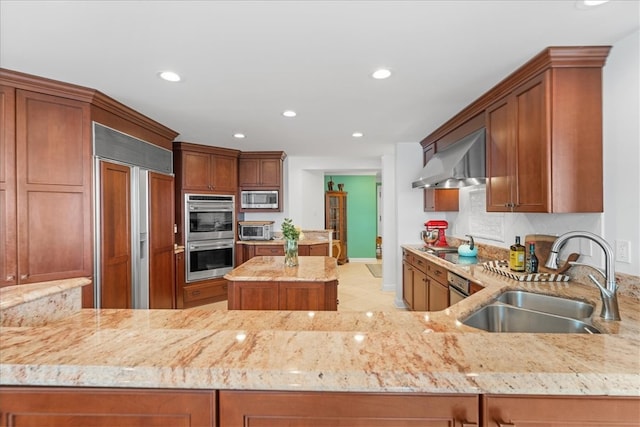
(238, 221), (274, 241)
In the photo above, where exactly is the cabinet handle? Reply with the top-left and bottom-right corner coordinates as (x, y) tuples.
(462, 423), (478, 427)
(21, 274), (29, 280)
(498, 424), (515, 427)
(6, 275), (15, 281)
(192, 290), (201, 297)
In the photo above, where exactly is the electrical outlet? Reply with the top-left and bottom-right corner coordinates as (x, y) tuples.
(615, 240), (631, 263)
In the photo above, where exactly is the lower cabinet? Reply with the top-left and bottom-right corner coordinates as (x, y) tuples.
(227, 280), (338, 310)
(403, 250), (450, 311)
(219, 391), (479, 427)
(182, 278), (228, 309)
(0, 387), (216, 427)
(483, 395), (640, 426)
(236, 242), (329, 265)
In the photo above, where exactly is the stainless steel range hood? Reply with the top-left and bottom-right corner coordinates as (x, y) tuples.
(412, 128), (486, 189)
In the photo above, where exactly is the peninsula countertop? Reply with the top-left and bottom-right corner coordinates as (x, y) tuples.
(224, 256), (338, 282)
(1, 248), (639, 396)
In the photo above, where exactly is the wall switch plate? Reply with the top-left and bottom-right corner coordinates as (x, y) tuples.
(615, 240), (631, 263)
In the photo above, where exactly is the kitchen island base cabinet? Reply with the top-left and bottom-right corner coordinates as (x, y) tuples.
(483, 395), (640, 426)
(219, 391), (479, 426)
(228, 280), (338, 311)
(0, 387), (216, 427)
(183, 277), (228, 309)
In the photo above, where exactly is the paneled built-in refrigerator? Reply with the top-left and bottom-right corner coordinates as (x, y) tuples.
(93, 124), (175, 309)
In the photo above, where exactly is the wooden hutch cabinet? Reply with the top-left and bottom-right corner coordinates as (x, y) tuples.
(325, 191), (348, 264)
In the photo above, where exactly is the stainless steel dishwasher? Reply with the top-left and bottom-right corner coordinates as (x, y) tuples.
(448, 271), (470, 305)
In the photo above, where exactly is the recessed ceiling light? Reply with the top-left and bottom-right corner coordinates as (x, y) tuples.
(282, 110), (297, 117)
(575, 0), (609, 9)
(352, 132), (364, 138)
(158, 71), (181, 82)
(372, 68), (392, 79)
(233, 133), (246, 139)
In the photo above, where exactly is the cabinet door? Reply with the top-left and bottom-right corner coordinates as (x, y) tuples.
(258, 158), (281, 187)
(220, 391), (479, 426)
(99, 161), (132, 309)
(211, 154), (237, 193)
(484, 395), (640, 426)
(428, 280), (449, 311)
(402, 261), (414, 309)
(279, 281), (329, 311)
(413, 269), (428, 311)
(149, 172), (175, 309)
(511, 74), (549, 212)
(16, 90), (92, 284)
(486, 96), (513, 212)
(175, 251), (185, 308)
(0, 387), (216, 427)
(238, 157), (260, 186)
(0, 85), (17, 287)
(181, 150), (212, 191)
(308, 243), (329, 256)
(227, 281), (279, 310)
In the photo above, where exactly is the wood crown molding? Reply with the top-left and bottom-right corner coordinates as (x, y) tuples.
(239, 151), (287, 160)
(420, 46), (611, 147)
(174, 141), (241, 157)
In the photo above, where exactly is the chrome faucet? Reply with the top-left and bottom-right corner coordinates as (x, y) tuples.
(545, 231), (621, 321)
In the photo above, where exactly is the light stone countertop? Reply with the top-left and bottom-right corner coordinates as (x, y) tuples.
(224, 256), (338, 282)
(1, 249), (639, 396)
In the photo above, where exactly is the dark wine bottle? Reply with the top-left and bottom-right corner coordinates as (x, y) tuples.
(526, 242), (539, 273)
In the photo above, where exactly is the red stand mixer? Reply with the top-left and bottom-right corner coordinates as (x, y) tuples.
(421, 220), (454, 250)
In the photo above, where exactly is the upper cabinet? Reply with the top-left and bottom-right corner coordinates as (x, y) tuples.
(486, 58), (607, 213)
(238, 151), (286, 188)
(421, 46), (610, 213)
(174, 142), (240, 195)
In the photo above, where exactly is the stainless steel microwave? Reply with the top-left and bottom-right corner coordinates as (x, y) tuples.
(241, 190), (278, 209)
(238, 221), (274, 241)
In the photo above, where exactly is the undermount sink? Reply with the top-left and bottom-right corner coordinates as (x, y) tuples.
(462, 291), (601, 334)
(495, 290), (594, 319)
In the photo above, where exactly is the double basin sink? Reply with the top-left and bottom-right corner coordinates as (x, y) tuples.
(462, 290), (602, 334)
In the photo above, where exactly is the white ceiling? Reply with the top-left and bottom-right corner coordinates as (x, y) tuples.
(1, 1), (638, 160)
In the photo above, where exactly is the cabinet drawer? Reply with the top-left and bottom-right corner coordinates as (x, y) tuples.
(427, 261), (448, 285)
(184, 280), (228, 303)
(255, 245), (284, 256)
(411, 255), (428, 274)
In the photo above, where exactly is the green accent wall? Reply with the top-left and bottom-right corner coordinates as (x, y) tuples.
(324, 175), (377, 259)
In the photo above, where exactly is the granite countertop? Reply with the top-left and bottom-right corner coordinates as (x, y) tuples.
(1, 250), (639, 396)
(224, 256), (338, 282)
(236, 239), (329, 246)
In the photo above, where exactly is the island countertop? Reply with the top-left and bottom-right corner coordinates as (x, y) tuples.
(1, 249), (639, 396)
(224, 256), (338, 282)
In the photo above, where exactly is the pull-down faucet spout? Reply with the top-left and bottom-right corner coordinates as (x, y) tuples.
(545, 231), (620, 321)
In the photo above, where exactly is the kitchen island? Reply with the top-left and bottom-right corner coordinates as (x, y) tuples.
(1, 250), (639, 425)
(224, 256), (338, 310)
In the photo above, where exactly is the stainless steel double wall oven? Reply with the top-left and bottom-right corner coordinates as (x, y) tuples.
(184, 194), (235, 282)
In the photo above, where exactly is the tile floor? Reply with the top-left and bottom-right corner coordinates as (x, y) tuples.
(188, 260), (401, 312)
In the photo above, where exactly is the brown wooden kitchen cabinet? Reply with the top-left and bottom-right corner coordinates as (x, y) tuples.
(183, 277), (229, 309)
(0, 84), (17, 288)
(219, 391), (479, 426)
(0, 387), (216, 427)
(238, 151), (286, 188)
(1, 68), (179, 307)
(426, 261), (449, 311)
(402, 249), (428, 311)
(227, 279), (338, 311)
(422, 143), (459, 212)
(0, 84), (92, 288)
(174, 142), (240, 194)
(485, 49), (609, 213)
(325, 191), (348, 264)
(483, 395), (640, 426)
(235, 242), (329, 265)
